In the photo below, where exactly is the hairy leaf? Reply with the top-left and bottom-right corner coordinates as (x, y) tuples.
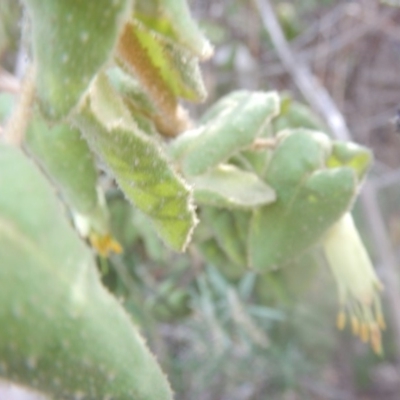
(22, 0), (132, 119)
(191, 164), (276, 209)
(273, 97), (327, 133)
(25, 112), (119, 256)
(327, 141), (373, 180)
(128, 21), (207, 102)
(249, 130), (362, 271)
(170, 90), (280, 176)
(134, 0), (213, 60)
(0, 144), (173, 400)
(74, 74), (197, 251)
(107, 67), (157, 117)
(25, 114), (99, 215)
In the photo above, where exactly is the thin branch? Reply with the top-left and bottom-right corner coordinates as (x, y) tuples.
(298, 9), (393, 69)
(291, 2), (347, 50)
(253, 0), (351, 141)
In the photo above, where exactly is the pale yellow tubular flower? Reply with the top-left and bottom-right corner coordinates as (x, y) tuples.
(323, 212), (385, 355)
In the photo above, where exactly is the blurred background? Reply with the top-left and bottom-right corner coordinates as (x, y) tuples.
(2, 0), (400, 399)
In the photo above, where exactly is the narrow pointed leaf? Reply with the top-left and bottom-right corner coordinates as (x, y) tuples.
(74, 74), (197, 251)
(0, 144), (173, 400)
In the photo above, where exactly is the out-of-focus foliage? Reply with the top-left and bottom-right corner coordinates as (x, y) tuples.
(0, 1), (20, 66)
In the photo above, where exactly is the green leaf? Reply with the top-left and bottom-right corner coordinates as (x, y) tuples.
(132, 210), (171, 262)
(273, 98), (327, 133)
(249, 130), (361, 271)
(74, 73), (197, 251)
(233, 147), (272, 178)
(191, 164), (276, 209)
(107, 67), (157, 117)
(202, 208), (247, 268)
(0, 144), (173, 400)
(128, 21), (207, 102)
(25, 113), (105, 224)
(255, 250), (322, 306)
(22, 0), (132, 119)
(327, 141), (373, 180)
(116, 22), (191, 138)
(25, 113), (117, 256)
(134, 0), (213, 60)
(198, 91), (255, 125)
(233, 210), (252, 245)
(197, 238), (246, 281)
(108, 195), (140, 249)
(107, 67), (166, 137)
(170, 90), (280, 176)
